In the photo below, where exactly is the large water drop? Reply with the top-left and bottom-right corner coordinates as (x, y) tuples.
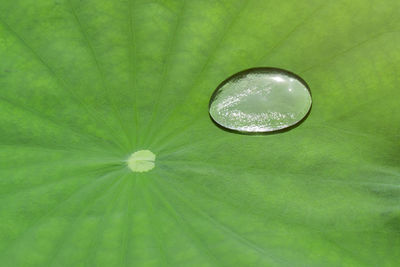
(209, 68), (312, 133)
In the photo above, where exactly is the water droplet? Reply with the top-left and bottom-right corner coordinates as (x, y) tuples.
(209, 68), (312, 133)
(127, 150), (155, 172)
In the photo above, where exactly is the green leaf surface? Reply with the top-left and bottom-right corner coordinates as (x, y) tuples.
(1, 0), (399, 266)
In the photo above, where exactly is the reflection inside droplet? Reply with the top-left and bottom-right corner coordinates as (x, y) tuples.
(208, 68), (312, 133)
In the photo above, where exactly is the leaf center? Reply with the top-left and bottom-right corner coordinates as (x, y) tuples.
(127, 150), (156, 172)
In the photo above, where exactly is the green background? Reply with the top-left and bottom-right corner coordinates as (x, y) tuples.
(0, 0), (399, 266)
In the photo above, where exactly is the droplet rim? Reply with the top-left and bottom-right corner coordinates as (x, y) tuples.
(208, 67), (313, 135)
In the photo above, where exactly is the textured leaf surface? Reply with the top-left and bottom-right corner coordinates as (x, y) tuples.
(1, 0), (400, 266)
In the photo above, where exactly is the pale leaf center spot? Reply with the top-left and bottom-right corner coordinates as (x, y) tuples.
(127, 150), (156, 173)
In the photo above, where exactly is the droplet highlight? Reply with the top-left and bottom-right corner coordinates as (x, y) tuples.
(127, 150), (156, 173)
(209, 68), (312, 133)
